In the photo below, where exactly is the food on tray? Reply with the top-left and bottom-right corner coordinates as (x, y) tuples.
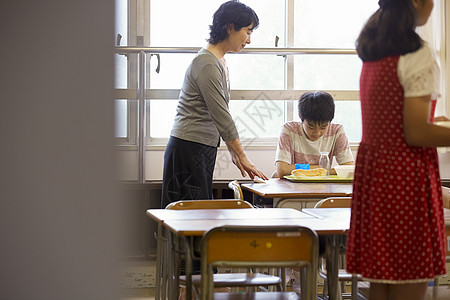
(291, 168), (327, 177)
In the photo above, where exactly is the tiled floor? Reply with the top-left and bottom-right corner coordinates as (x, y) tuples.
(425, 286), (450, 300)
(117, 259), (450, 300)
(121, 285), (450, 300)
(119, 261), (155, 289)
(121, 288), (156, 300)
(120, 286), (334, 300)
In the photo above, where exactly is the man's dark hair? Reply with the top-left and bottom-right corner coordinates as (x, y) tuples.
(298, 91), (335, 123)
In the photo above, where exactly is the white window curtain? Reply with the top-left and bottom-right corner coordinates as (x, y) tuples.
(417, 1), (450, 153)
(417, 0), (445, 116)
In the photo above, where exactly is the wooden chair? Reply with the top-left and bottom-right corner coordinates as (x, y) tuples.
(200, 225), (319, 300)
(433, 186), (450, 288)
(166, 199), (253, 210)
(442, 186), (450, 209)
(313, 197), (363, 300)
(228, 180), (244, 200)
(313, 197), (352, 209)
(166, 199), (282, 299)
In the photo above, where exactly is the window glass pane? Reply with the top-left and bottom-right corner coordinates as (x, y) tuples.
(149, 100), (178, 138)
(149, 54), (195, 89)
(230, 99), (285, 140)
(115, 54), (127, 89)
(227, 55), (284, 89)
(115, 0), (128, 138)
(115, 100), (127, 138)
(114, 0), (128, 89)
(293, 54), (361, 90)
(150, 0), (284, 48)
(294, 0), (378, 48)
(150, 0), (224, 46)
(333, 101), (362, 143)
(115, 0), (128, 46)
(293, 100), (362, 143)
(236, 0), (285, 48)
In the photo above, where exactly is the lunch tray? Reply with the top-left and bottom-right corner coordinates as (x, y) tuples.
(283, 175), (353, 183)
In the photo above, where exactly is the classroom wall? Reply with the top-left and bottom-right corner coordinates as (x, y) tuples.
(0, 1), (124, 299)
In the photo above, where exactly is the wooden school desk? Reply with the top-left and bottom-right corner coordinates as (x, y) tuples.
(146, 207), (350, 300)
(242, 178), (353, 209)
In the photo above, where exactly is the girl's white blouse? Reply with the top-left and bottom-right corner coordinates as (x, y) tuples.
(397, 42), (440, 100)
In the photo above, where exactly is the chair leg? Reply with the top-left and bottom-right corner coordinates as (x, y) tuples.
(351, 275), (358, 300)
(268, 268), (281, 292)
(280, 268), (287, 291)
(192, 286), (201, 300)
(340, 281), (345, 297)
(322, 278), (328, 300)
(434, 277), (440, 286)
(337, 283), (343, 300)
(299, 268), (309, 299)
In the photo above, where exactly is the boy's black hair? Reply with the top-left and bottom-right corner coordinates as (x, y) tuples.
(298, 91), (335, 124)
(356, 0), (423, 62)
(207, 0), (259, 44)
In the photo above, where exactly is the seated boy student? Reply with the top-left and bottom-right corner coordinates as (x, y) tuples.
(275, 91), (354, 177)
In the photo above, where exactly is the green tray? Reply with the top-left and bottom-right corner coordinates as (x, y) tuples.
(283, 175), (353, 183)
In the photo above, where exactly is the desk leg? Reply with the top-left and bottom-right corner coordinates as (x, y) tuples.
(155, 224), (170, 300)
(161, 231), (180, 300)
(155, 224), (163, 300)
(169, 235), (193, 300)
(182, 236), (193, 300)
(168, 232), (179, 300)
(325, 235), (339, 300)
(351, 274), (357, 300)
(161, 228), (168, 300)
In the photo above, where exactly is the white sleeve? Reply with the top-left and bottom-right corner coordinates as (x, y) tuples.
(397, 43), (440, 99)
(274, 124), (293, 165)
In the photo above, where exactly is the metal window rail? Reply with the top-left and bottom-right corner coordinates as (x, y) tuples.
(114, 46), (358, 183)
(114, 46), (356, 55)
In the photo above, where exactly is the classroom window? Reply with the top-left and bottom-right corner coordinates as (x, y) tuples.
(116, 0), (447, 146)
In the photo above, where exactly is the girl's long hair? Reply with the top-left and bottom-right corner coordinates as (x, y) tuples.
(356, 0), (423, 62)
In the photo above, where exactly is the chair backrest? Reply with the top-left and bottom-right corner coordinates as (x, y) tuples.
(442, 186), (450, 209)
(444, 186), (450, 258)
(228, 180), (244, 200)
(446, 225), (450, 258)
(165, 199), (253, 210)
(200, 225), (318, 300)
(314, 197), (352, 208)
